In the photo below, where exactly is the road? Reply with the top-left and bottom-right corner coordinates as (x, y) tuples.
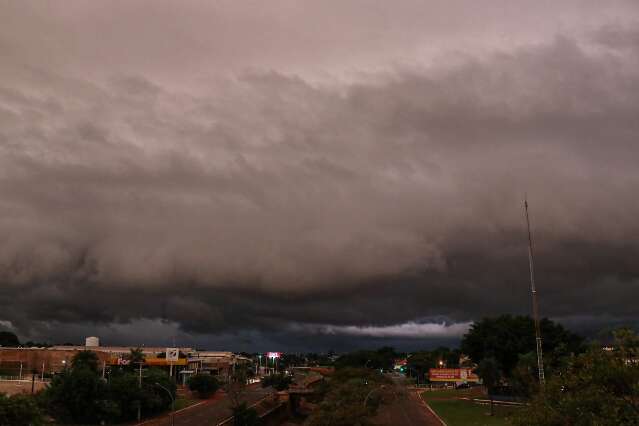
(137, 386), (273, 426)
(372, 374), (443, 426)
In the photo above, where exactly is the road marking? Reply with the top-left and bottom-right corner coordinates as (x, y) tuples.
(135, 398), (213, 425)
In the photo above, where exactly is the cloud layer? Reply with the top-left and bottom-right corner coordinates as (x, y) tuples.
(1, 1), (638, 348)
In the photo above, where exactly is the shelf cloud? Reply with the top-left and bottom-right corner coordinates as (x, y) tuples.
(290, 322), (473, 338)
(1, 1), (638, 348)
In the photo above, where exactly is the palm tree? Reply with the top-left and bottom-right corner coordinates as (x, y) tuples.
(126, 347), (146, 365)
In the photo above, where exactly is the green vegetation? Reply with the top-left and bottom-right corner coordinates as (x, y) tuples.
(333, 346), (397, 371)
(42, 350), (176, 424)
(232, 401), (260, 426)
(305, 367), (391, 426)
(420, 388), (478, 401)
(405, 347), (465, 384)
(174, 396), (199, 411)
(457, 316), (639, 425)
(512, 328), (639, 426)
(461, 315), (583, 377)
(187, 373), (220, 398)
(0, 331), (19, 347)
(261, 373), (292, 391)
(427, 399), (515, 426)
(0, 393), (44, 426)
(422, 388), (517, 425)
(474, 357), (503, 415)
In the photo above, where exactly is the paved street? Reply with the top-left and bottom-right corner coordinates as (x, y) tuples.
(372, 374), (442, 426)
(373, 390), (442, 426)
(137, 386), (273, 426)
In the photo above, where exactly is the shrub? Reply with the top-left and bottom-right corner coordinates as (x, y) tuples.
(0, 393), (43, 426)
(187, 374), (220, 398)
(232, 402), (260, 426)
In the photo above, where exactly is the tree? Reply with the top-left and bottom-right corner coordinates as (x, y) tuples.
(44, 366), (116, 424)
(474, 357), (502, 416)
(406, 352), (437, 383)
(461, 315), (583, 376)
(509, 352), (539, 398)
(187, 374), (220, 398)
(108, 370), (141, 420)
(45, 354), (174, 424)
(306, 380), (380, 426)
(306, 367), (392, 426)
(0, 331), (19, 347)
(261, 373), (292, 391)
(232, 402), (260, 426)
(513, 329), (639, 426)
(126, 347), (146, 365)
(406, 347), (460, 383)
(71, 350), (99, 373)
(107, 367), (175, 421)
(334, 347), (397, 371)
(226, 370), (249, 413)
(0, 393), (43, 426)
(140, 368), (176, 416)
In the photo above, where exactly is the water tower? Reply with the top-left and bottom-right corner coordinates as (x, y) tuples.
(85, 336), (100, 347)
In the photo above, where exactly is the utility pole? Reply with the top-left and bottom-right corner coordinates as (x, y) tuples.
(524, 198), (546, 387)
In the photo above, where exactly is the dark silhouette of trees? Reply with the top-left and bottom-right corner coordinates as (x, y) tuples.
(44, 351), (175, 424)
(187, 374), (220, 398)
(0, 393), (43, 426)
(513, 329), (639, 425)
(461, 315), (583, 376)
(474, 357), (502, 416)
(0, 331), (19, 347)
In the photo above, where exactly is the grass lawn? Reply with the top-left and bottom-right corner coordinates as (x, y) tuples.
(173, 396), (199, 411)
(427, 399), (517, 426)
(421, 388), (479, 401)
(421, 389), (519, 426)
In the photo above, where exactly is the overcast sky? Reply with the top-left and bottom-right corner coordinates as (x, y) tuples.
(1, 1), (638, 351)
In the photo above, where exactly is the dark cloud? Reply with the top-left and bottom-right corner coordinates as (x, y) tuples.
(1, 2), (639, 349)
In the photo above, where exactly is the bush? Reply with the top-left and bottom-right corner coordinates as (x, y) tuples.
(44, 361), (175, 424)
(232, 402), (260, 426)
(187, 374), (220, 398)
(261, 373), (292, 391)
(44, 367), (115, 424)
(0, 393), (43, 426)
(513, 329), (639, 425)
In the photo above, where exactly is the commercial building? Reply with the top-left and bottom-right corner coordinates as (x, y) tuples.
(0, 338), (249, 384)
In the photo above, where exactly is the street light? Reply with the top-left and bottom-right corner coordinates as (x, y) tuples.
(155, 382), (175, 426)
(438, 360), (444, 368)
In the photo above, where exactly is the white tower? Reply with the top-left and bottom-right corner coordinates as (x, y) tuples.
(85, 336), (100, 347)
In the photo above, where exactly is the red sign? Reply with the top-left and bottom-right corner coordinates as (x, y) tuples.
(267, 352), (282, 359)
(429, 368), (480, 383)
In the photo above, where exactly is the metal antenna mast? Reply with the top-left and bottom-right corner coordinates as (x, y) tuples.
(524, 198), (545, 386)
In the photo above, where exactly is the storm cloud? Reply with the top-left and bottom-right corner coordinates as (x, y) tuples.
(1, 1), (638, 349)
